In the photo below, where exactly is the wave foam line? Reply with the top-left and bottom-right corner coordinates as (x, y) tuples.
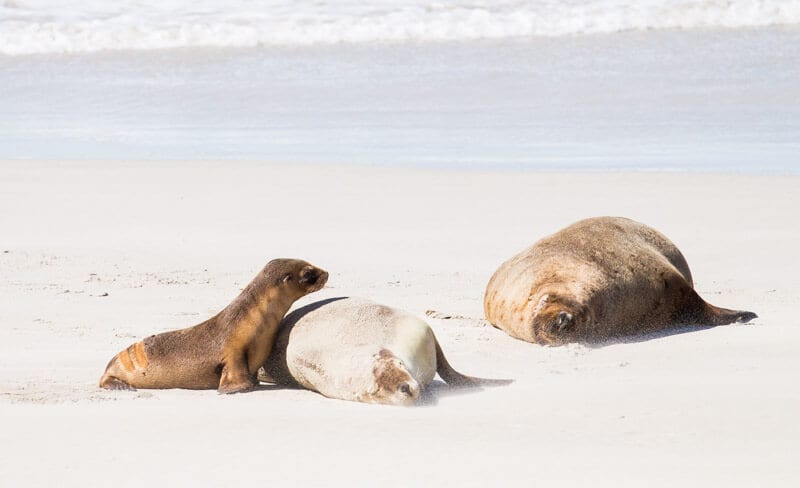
(2, 1), (800, 55)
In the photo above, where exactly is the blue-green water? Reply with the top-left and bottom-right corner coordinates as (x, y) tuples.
(2, 28), (799, 174)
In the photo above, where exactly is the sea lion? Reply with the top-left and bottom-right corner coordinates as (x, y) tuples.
(484, 216), (757, 346)
(99, 258), (328, 394)
(261, 297), (510, 406)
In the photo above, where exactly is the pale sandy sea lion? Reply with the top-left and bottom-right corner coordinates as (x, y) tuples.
(261, 297), (510, 405)
(484, 216), (756, 345)
(99, 259), (328, 393)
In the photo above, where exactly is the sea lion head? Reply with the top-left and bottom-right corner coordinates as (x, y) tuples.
(266, 258), (329, 297)
(528, 293), (593, 346)
(362, 349), (420, 406)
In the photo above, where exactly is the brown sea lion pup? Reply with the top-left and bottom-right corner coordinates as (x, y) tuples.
(99, 259), (328, 394)
(484, 216), (757, 346)
(260, 297), (511, 406)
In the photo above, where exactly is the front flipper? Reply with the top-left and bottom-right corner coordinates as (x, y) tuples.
(256, 367), (276, 384)
(218, 357), (256, 394)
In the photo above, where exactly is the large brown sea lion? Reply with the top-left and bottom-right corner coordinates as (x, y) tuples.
(99, 258), (328, 393)
(484, 217), (756, 345)
(261, 297), (511, 406)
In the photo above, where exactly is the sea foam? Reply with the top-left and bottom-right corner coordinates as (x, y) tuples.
(2, 0), (800, 55)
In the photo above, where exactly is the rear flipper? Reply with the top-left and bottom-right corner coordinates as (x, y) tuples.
(99, 375), (136, 391)
(680, 288), (757, 326)
(434, 339), (513, 388)
(99, 352), (136, 390)
(217, 357), (257, 394)
(703, 303), (758, 326)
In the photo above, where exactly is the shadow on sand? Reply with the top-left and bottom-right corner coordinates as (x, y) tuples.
(417, 380), (502, 407)
(254, 379), (503, 407)
(581, 324), (719, 348)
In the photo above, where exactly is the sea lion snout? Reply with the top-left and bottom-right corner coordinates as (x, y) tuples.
(399, 383), (413, 396)
(299, 266), (328, 292)
(392, 379), (420, 406)
(530, 299), (583, 345)
(370, 350), (420, 406)
(550, 311), (573, 333)
(271, 259), (328, 295)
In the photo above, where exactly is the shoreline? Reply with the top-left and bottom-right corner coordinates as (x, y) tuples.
(4, 157), (800, 176)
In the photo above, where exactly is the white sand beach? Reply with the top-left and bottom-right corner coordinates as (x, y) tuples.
(1, 161), (797, 486)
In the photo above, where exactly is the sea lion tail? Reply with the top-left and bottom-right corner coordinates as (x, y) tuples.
(434, 339), (513, 388)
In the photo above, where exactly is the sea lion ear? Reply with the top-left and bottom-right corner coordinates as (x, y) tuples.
(531, 294), (552, 313)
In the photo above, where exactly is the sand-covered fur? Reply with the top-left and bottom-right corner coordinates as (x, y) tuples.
(263, 297), (509, 405)
(485, 217), (756, 345)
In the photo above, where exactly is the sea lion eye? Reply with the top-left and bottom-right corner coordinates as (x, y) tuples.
(282, 274), (293, 283)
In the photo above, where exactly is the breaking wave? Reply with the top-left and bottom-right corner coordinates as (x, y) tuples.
(2, 0), (800, 55)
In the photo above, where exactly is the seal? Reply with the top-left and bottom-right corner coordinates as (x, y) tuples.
(99, 258), (328, 393)
(261, 297), (511, 405)
(484, 216), (757, 345)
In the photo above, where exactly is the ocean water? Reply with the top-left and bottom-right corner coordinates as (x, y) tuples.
(1, 1), (799, 173)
